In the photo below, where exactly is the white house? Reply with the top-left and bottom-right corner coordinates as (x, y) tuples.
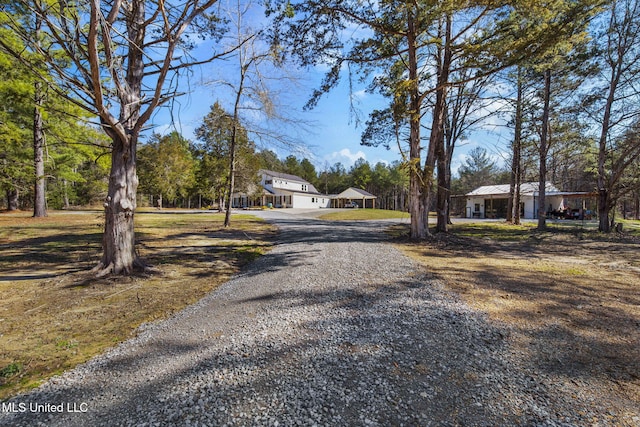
(232, 170), (331, 209)
(465, 182), (593, 219)
(232, 170), (377, 209)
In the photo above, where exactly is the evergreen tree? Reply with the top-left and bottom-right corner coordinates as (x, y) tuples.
(350, 158), (372, 191)
(137, 132), (196, 208)
(194, 102), (259, 213)
(256, 150), (284, 172)
(456, 147), (500, 195)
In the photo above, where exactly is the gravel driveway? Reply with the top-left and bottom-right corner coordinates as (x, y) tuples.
(0, 211), (621, 426)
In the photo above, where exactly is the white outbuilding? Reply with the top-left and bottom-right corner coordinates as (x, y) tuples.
(465, 182), (594, 219)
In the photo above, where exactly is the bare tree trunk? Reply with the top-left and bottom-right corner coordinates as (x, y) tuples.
(444, 166), (453, 224)
(537, 69), (551, 230)
(598, 187), (612, 232)
(224, 134), (237, 227)
(224, 66), (245, 227)
(514, 178), (522, 225)
(33, 95), (46, 217)
(509, 67), (523, 225)
(407, 7), (427, 239)
(94, 134), (140, 276)
(7, 189), (19, 211)
(63, 179), (70, 209)
(596, 4), (626, 233)
(33, 14), (47, 218)
(435, 15), (452, 233)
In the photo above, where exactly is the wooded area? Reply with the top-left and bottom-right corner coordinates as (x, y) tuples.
(2, 0), (640, 275)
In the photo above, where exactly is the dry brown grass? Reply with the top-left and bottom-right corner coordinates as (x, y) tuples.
(0, 210), (275, 399)
(395, 221), (640, 421)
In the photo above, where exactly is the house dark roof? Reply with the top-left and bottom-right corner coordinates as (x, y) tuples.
(260, 169), (310, 184)
(260, 169), (324, 195)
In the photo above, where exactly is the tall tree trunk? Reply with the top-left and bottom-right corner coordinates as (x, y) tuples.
(509, 67), (523, 225)
(33, 84), (46, 218)
(596, 9), (624, 233)
(93, 0), (145, 276)
(435, 15), (452, 233)
(444, 164), (452, 225)
(95, 134), (140, 276)
(33, 10), (46, 218)
(435, 124), (447, 233)
(598, 186), (612, 232)
(406, 7), (427, 239)
(537, 69), (551, 230)
(224, 71), (246, 227)
(224, 131), (237, 228)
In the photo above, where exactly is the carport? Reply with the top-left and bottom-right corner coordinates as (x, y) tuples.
(332, 188), (377, 208)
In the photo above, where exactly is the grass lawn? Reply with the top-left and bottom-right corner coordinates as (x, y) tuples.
(319, 208), (410, 221)
(394, 220), (640, 419)
(0, 210), (275, 399)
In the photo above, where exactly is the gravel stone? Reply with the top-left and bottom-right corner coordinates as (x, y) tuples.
(0, 210), (632, 426)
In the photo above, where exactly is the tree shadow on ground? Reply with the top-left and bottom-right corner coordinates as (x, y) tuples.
(0, 274), (527, 426)
(402, 230), (640, 423)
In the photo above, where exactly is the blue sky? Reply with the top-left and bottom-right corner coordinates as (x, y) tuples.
(146, 2), (512, 177)
(149, 60), (405, 171)
(149, 59), (511, 177)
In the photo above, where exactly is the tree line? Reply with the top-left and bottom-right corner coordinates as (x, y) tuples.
(2, 0), (640, 276)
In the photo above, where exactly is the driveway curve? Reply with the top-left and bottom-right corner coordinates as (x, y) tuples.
(0, 211), (595, 426)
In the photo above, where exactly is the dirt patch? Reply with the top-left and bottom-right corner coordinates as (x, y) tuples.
(0, 211), (275, 399)
(396, 222), (640, 425)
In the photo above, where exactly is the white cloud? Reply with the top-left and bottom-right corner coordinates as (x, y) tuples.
(352, 89), (367, 100)
(451, 152), (469, 177)
(324, 148), (367, 167)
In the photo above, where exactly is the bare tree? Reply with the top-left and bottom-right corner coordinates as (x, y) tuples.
(210, 0), (308, 227)
(589, 0), (640, 232)
(1, 0), (232, 275)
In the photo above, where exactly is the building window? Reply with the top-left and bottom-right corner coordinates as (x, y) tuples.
(265, 179), (272, 185)
(474, 203), (480, 212)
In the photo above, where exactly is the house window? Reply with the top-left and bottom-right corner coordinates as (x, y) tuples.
(265, 179), (272, 185)
(312, 197), (315, 203)
(474, 203), (480, 212)
(302, 184), (307, 191)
